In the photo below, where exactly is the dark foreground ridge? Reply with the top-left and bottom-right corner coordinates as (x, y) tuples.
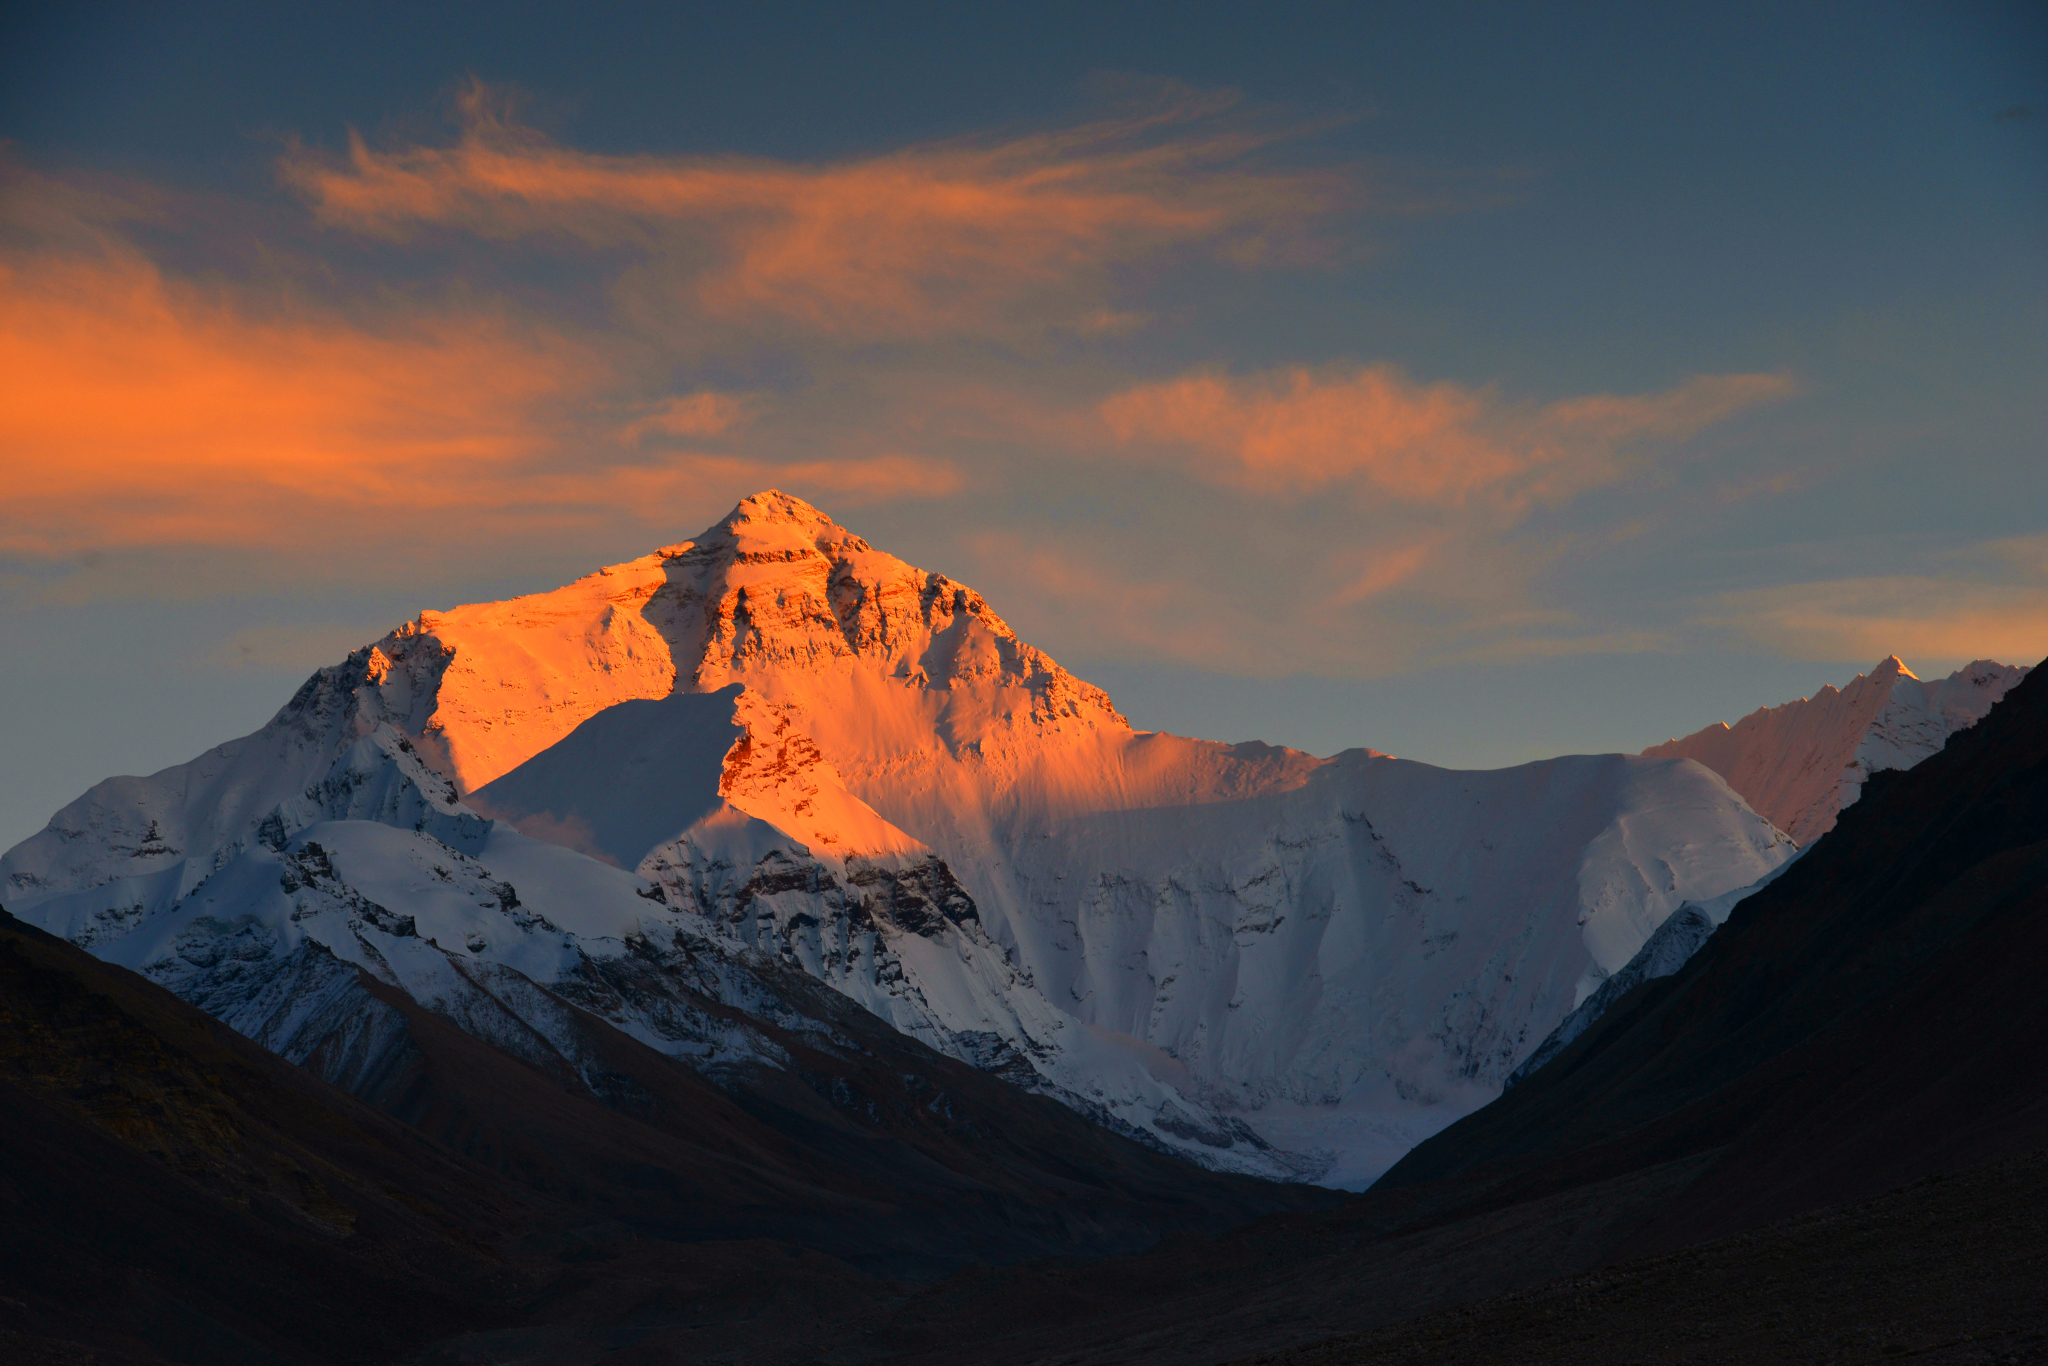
(0, 907), (524, 1365)
(0, 903), (1335, 1366)
(1232, 1147), (2048, 1366)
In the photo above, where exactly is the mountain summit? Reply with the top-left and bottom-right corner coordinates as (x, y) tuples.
(359, 489), (1124, 799)
(3, 494), (1793, 1185)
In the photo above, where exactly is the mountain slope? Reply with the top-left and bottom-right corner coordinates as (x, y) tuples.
(4, 803), (1335, 1274)
(1229, 1147), (2048, 1366)
(0, 904), (532, 1364)
(728, 648), (2048, 1366)
(1384, 651), (2048, 1248)
(0, 896), (1349, 1366)
(1643, 654), (2027, 843)
(2, 492), (1793, 1183)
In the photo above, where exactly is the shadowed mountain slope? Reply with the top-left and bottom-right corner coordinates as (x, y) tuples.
(0, 900), (1339, 1366)
(703, 651), (2048, 1366)
(1376, 648), (2048, 1253)
(1229, 1146), (2048, 1366)
(0, 906), (531, 1365)
(307, 923), (1345, 1277)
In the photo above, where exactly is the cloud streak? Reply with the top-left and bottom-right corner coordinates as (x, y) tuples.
(281, 81), (1344, 339)
(1100, 364), (1796, 509)
(0, 241), (957, 562)
(0, 247), (600, 555)
(1705, 535), (2048, 666)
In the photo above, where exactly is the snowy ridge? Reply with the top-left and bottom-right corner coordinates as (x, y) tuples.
(1644, 656), (2028, 844)
(1517, 653), (2029, 1088)
(4, 492), (1797, 1186)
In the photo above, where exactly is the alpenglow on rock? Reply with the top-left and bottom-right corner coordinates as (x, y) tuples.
(2, 492), (1795, 1187)
(1644, 655), (2029, 845)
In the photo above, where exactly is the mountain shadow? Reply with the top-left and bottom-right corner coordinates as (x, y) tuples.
(1375, 647), (2048, 1244)
(0, 902), (1339, 1366)
(0, 907), (532, 1365)
(782, 652), (2048, 1366)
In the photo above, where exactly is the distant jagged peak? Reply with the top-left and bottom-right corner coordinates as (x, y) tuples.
(1645, 653), (2030, 844)
(1782, 655), (1907, 708)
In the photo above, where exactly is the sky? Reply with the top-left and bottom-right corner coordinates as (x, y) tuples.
(2, 1), (2045, 851)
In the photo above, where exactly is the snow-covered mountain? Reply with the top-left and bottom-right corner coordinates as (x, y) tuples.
(2, 492), (1794, 1187)
(1643, 655), (2029, 845)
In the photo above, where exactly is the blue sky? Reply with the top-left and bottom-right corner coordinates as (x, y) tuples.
(2, 1), (2044, 848)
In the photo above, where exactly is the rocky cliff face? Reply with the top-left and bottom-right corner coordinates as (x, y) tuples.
(3, 491), (1794, 1185)
(351, 490), (1125, 799)
(1644, 655), (2028, 844)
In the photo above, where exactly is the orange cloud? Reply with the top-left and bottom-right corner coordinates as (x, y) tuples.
(0, 248), (607, 555)
(0, 243), (958, 562)
(1706, 538), (2048, 666)
(280, 81), (1340, 338)
(1327, 538), (1444, 605)
(1101, 365), (1796, 508)
(967, 529), (1237, 664)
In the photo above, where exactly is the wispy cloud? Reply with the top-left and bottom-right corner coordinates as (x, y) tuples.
(0, 236), (957, 562)
(1326, 537), (1445, 606)
(280, 80), (1346, 339)
(0, 246), (601, 555)
(928, 363), (1800, 676)
(1100, 364), (1796, 508)
(9, 94), (1965, 689)
(959, 511), (1683, 679)
(1704, 535), (2048, 666)
(965, 529), (1239, 664)
(618, 391), (759, 443)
